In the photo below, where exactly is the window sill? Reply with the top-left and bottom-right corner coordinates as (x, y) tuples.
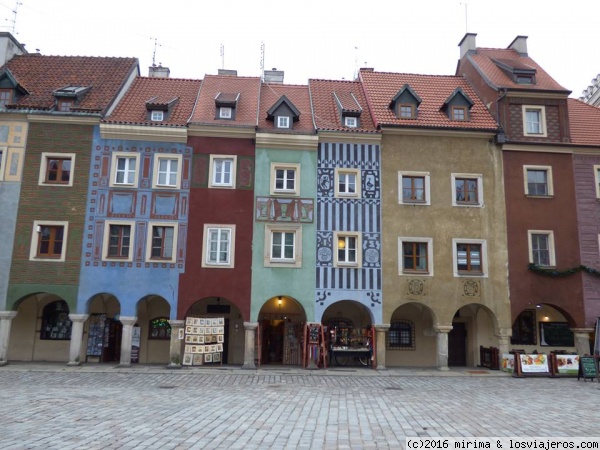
(456, 271), (484, 277)
(525, 194), (553, 199)
(454, 202), (482, 207)
(402, 270), (430, 275)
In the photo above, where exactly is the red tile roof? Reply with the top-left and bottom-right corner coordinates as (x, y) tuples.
(467, 48), (568, 92)
(359, 70), (497, 130)
(104, 77), (201, 127)
(189, 75), (260, 127)
(567, 98), (600, 147)
(258, 83), (314, 133)
(308, 79), (377, 133)
(2, 55), (139, 113)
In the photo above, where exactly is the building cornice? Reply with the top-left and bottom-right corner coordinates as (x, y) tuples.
(187, 124), (256, 139)
(379, 126), (496, 139)
(504, 91), (569, 100)
(502, 143), (575, 154)
(255, 133), (318, 151)
(100, 124), (188, 143)
(317, 131), (382, 145)
(27, 114), (100, 125)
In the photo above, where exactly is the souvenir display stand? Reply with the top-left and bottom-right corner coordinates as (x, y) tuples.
(303, 323), (327, 369)
(182, 317), (225, 366)
(327, 320), (374, 368)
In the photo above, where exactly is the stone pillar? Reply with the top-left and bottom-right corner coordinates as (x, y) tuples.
(242, 322), (258, 370)
(118, 316), (137, 367)
(495, 327), (512, 357)
(67, 314), (88, 366)
(167, 319), (184, 369)
(435, 325), (453, 371)
(0, 311), (17, 366)
(571, 328), (594, 356)
(374, 324), (390, 370)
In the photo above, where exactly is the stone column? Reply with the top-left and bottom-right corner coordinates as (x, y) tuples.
(374, 324), (390, 370)
(118, 316), (137, 367)
(571, 328), (594, 356)
(435, 325), (453, 371)
(167, 319), (184, 369)
(495, 327), (512, 356)
(67, 314), (88, 366)
(242, 322), (258, 370)
(0, 311), (17, 366)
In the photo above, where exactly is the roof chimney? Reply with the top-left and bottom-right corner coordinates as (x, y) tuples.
(508, 36), (528, 56)
(0, 32), (27, 66)
(148, 64), (170, 78)
(218, 69), (238, 76)
(458, 33), (477, 59)
(264, 68), (284, 84)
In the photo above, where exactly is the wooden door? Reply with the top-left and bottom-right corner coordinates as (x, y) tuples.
(448, 322), (467, 366)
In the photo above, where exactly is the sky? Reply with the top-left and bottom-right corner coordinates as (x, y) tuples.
(1, 0), (597, 98)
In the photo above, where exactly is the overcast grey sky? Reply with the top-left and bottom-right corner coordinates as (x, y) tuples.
(2, 0), (597, 97)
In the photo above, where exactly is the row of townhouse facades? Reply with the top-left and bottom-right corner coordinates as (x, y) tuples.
(0, 32), (599, 370)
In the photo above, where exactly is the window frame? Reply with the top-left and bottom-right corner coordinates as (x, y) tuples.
(152, 153), (182, 190)
(0, 146), (6, 181)
(398, 237), (434, 276)
(452, 238), (487, 277)
(277, 116), (290, 129)
(399, 171), (430, 205)
(523, 165), (553, 197)
(202, 224), (236, 268)
(38, 152), (76, 187)
(150, 110), (164, 121)
(29, 220), (69, 262)
(451, 173), (483, 207)
(334, 231), (362, 268)
(219, 107), (232, 119)
(0, 88), (13, 108)
(522, 105), (547, 137)
(398, 104), (416, 119)
(109, 152), (140, 188)
(264, 224), (302, 268)
(451, 106), (467, 121)
(387, 320), (415, 350)
(57, 99), (73, 112)
(209, 155), (237, 189)
(593, 165), (600, 199)
(145, 222), (178, 263)
(102, 220), (135, 262)
(344, 116), (358, 128)
(335, 168), (361, 198)
(528, 230), (556, 268)
(270, 162), (299, 196)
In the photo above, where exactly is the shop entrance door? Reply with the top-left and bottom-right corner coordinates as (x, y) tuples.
(102, 319), (122, 363)
(448, 322), (467, 366)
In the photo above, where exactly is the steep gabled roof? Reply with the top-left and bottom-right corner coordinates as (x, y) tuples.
(258, 83), (314, 133)
(1, 55), (139, 113)
(359, 70), (497, 131)
(567, 98), (600, 147)
(190, 74), (260, 126)
(308, 79), (377, 133)
(104, 77), (202, 127)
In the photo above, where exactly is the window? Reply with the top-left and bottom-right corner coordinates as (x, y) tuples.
(146, 223), (178, 263)
(524, 165), (553, 196)
(0, 89), (12, 108)
(452, 239), (487, 277)
(334, 232), (362, 267)
(399, 171), (430, 205)
(152, 154), (182, 189)
(103, 221), (135, 261)
(398, 237), (433, 275)
(209, 155), (237, 189)
(148, 317), (171, 340)
(277, 116), (290, 128)
(335, 168), (361, 197)
(344, 116), (357, 128)
(57, 99), (73, 112)
(399, 104), (415, 118)
(451, 106), (467, 121)
(39, 153), (75, 187)
(30, 221), (69, 262)
(150, 110), (164, 121)
(202, 224), (235, 268)
(219, 107), (232, 119)
(387, 320), (415, 350)
(110, 152), (140, 187)
(528, 230), (555, 267)
(522, 105), (547, 137)
(593, 165), (600, 199)
(264, 224), (302, 268)
(0, 147), (5, 181)
(452, 173), (482, 206)
(40, 300), (72, 340)
(511, 309), (536, 345)
(516, 76), (533, 85)
(270, 163), (299, 195)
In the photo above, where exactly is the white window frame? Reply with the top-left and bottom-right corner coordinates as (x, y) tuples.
(523, 165), (553, 197)
(152, 154), (182, 189)
(398, 237), (434, 276)
(522, 105), (547, 137)
(270, 163), (299, 195)
(344, 116), (357, 128)
(334, 231), (362, 268)
(399, 171), (431, 205)
(277, 116), (290, 129)
(209, 155), (237, 189)
(38, 152), (76, 187)
(264, 224), (302, 268)
(219, 107), (232, 119)
(103, 220), (135, 262)
(451, 173), (483, 207)
(0, 146), (6, 181)
(452, 238), (488, 278)
(110, 152), (140, 188)
(335, 168), (361, 198)
(145, 222), (178, 263)
(150, 110), (164, 121)
(29, 220), (69, 262)
(202, 224), (235, 268)
(528, 230), (556, 268)
(594, 165), (600, 199)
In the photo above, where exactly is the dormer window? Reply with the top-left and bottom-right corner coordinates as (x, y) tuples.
(516, 75), (534, 85)
(150, 110), (164, 121)
(442, 88), (474, 122)
(219, 107), (232, 119)
(277, 116), (290, 128)
(492, 58), (537, 85)
(267, 95), (300, 130)
(0, 89), (13, 108)
(390, 85), (422, 120)
(344, 116), (357, 128)
(215, 92), (239, 120)
(399, 104), (416, 119)
(451, 106), (467, 121)
(145, 96), (178, 122)
(57, 99), (73, 112)
(333, 91), (363, 128)
(53, 85), (91, 112)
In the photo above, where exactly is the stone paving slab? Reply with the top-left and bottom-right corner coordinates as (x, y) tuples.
(0, 364), (598, 449)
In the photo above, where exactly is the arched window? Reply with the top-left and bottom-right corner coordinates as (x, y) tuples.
(387, 320), (415, 350)
(149, 317), (171, 340)
(40, 300), (72, 340)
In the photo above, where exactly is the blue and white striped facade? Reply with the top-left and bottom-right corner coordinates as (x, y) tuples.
(315, 141), (382, 323)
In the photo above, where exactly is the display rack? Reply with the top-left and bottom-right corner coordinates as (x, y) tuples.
(182, 317), (225, 366)
(303, 322), (327, 369)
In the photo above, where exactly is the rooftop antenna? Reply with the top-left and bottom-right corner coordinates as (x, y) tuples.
(10, 1), (22, 35)
(260, 41), (265, 81)
(220, 44), (224, 69)
(353, 46), (359, 80)
(460, 1), (469, 33)
(150, 37), (161, 67)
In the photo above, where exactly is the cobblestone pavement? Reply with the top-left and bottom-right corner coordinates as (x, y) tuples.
(0, 364), (599, 449)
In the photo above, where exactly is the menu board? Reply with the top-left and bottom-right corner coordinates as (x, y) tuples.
(519, 353), (549, 374)
(578, 356), (598, 381)
(182, 317), (225, 366)
(555, 354), (579, 375)
(501, 354), (515, 373)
